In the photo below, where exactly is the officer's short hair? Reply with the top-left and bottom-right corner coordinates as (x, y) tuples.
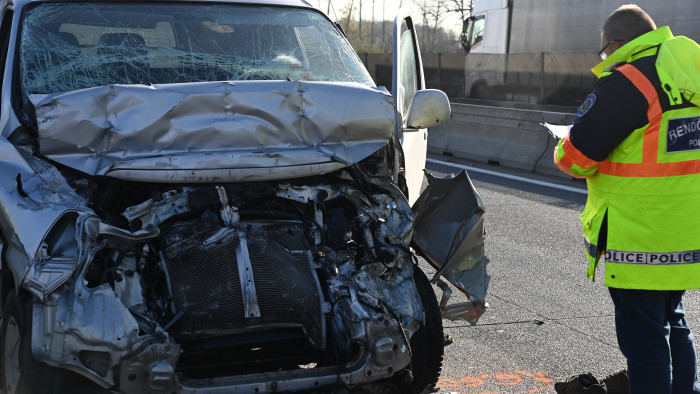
(602, 4), (656, 44)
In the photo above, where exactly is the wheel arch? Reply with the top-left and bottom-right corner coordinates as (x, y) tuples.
(0, 231), (17, 312)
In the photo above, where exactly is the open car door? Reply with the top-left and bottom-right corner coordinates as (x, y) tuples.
(392, 10), (447, 206)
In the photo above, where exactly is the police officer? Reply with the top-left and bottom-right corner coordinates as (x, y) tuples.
(553, 4), (700, 393)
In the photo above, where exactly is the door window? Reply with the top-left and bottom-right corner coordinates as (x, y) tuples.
(471, 16), (485, 47)
(399, 21), (418, 116)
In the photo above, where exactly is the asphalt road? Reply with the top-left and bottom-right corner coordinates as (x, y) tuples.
(423, 155), (700, 394)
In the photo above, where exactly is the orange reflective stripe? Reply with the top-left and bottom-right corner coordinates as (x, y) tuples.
(617, 64), (662, 163)
(553, 148), (588, 179)
(558, 135), (598, 170)
(598, 64), (700, 177)
(598, 160), (700, 177)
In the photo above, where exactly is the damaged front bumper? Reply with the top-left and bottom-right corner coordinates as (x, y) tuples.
(32, 279), (414, 394)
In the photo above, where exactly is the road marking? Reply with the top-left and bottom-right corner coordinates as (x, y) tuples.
(436, 371), (554, 394)
(426, 158), (588, 195)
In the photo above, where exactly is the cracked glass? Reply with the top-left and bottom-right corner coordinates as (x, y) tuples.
(19, 3), (374, 99)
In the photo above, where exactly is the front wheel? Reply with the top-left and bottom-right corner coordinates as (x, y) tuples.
(0, 291), (109, 394)
(1, 291), (58, 394)
(393, 265), (445, 394)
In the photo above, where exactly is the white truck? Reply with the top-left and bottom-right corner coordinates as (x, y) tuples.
(461, 0), (700, 106)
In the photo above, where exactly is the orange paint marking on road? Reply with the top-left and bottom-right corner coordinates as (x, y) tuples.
(437, 379), (460, 388)
(459, 377), (484, 387)
(436, 371), (554, 393)
(527, 386), (555, 393)
(494, 373), (522, 386)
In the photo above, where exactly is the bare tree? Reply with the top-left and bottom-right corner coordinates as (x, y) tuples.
(382, 0), (386, 47)
(443, 0), (475, 52)
(414, 0), (448, 50)
(336, 0), (463, 54)
(358, 0), (363, 41)
(371, 0), (375, 44)
(345, 0), (354, 32)
(445, 0), (475, 24)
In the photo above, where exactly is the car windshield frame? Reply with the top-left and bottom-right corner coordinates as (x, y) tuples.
(17, 2), (374, 101)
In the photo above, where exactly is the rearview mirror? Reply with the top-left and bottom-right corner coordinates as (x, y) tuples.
(405, 89), (451, 129)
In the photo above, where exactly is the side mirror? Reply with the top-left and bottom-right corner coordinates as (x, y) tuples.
(461, 16), (474, 53)
(405, 89), (451, 129)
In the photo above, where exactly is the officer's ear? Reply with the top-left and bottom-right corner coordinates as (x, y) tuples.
(609, 39), (626, 54)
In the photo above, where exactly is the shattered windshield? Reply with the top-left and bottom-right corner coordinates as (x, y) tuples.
(19, 3), (374, 97)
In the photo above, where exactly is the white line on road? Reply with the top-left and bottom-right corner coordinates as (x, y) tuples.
(426, 158), (588, 195)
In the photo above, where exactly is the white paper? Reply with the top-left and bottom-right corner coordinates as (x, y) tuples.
(540, 122), (572, 139)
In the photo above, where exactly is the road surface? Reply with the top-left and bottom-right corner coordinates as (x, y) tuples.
(425, 156), (700, 394)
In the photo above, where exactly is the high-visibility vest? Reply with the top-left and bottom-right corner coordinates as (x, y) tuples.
(555, 28), (700, 290)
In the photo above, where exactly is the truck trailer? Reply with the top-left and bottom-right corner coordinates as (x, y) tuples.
(461, 0), (700, 106)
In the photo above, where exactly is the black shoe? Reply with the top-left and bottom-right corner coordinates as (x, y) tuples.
(554, 373), (607, 394)
(600, 370), (628, 394)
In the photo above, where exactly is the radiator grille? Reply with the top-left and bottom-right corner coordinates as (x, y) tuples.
(161, 221), (325, 349)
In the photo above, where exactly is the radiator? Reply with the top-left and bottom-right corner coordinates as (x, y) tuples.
(161, 220), (326, 349)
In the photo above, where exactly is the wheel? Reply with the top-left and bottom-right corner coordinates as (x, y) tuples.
(1, 294), (21, 394)
(393, 265), (444, 394)
(1, 291), (57, 393)
(0, 291), (110, 394)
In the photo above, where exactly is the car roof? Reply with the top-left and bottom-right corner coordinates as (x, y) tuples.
(6, 0), (318, 12)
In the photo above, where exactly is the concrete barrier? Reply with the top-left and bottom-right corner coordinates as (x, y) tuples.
(428, 102), (577, 179)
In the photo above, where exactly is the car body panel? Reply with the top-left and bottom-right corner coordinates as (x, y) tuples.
(30, 81), (395, 181)
(0, 139), (89, 294)
(412, 170), (488, 325)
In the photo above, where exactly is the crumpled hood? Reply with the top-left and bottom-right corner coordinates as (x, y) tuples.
(30, 81), (395, 181)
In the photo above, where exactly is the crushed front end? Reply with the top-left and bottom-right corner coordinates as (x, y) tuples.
(7, 82), (429, 393)
(25, 165), (424, 393)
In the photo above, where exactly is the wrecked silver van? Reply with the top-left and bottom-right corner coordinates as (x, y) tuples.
(0, 1), (486, 393)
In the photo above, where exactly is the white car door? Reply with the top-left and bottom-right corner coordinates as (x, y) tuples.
(392, 10), (428, 206)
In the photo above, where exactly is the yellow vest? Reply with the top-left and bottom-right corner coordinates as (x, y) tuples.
(564, 27), (700, 290)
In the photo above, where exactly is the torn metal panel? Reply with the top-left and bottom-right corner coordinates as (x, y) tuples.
(0, 137), (90, 290)
(122, 188), (195, 229)
(32, 285), (165, 389)
(23, 213), (81, 300)
(25, 213), (161, 300)
(412, 170), (488, 324)
(30, 81), (395, 181)
(435, 279), (488, 325)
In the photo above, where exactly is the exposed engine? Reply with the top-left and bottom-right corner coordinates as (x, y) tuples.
(63, 151), (423, 383)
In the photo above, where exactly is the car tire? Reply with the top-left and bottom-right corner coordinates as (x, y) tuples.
(393, 265), (444, 394)
(1, 291), (56, 394)
(0, 291), (109, 394)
